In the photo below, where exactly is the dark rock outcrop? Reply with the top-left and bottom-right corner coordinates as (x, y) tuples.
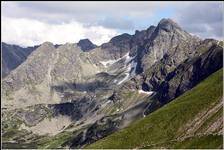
(66, 115), (121, 148)
(77, 39), (97, 52)
(156, 43), (223, 103)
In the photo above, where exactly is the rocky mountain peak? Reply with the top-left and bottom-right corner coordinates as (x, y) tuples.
(41, 41), (54, 47)
(157, 18), (182, 32)
(77, 39), (97, 52)
(146, 25), (156, 32)
(110, 33), (132, 44)
(38, 42), (55, 52)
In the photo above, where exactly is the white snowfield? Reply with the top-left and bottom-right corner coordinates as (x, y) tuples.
(117, 61), (133, 85)
(118, 61), (137, 85)
(138, 90), (154, 95)
(100, 52), (131, 68)
(100, 52), (137, 85)
(100, 59), (118, 67)
(118, 73), (130, 85)
(118, 53), (138, 85)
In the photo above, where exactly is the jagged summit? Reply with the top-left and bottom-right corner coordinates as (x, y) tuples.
(146, 25), (156, 32)
(77, 38), (97, 52)
(42, 41), (54, 46)
(110, 33), (132, 44)
(134, 26), (156, 36)
(157, 18), (182, 32)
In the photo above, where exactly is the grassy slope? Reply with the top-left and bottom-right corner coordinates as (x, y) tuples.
(171, 134), (223, 149)
(86, 68), (223, 149)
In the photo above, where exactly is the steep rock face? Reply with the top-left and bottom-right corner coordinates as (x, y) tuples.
(2, 42), (59, 108)
(141, 39), (219, 92)
(130, 26), (156, 74)
(141, 19), (201, 72)
(90, 33), (132, 61)
(2, 42), (39, 77)
(156, 42), (223, 103)
(131, 26), (156, 47)
(2, 42), (102, 108)
(77, 39), (97, 52)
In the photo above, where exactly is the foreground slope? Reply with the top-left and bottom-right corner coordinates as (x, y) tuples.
(87, 68), (223, 149)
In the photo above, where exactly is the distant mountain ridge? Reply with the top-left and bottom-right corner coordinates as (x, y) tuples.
(2, 42), (39, 77)
(2, 39), (98, 78)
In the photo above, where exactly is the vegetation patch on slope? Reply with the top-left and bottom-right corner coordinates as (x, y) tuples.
(86, 68), (223, 149)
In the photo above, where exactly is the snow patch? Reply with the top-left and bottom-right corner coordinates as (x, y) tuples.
(117, 54), (137, 85)
(113, 79), (118, 83)
(118, 73), (129, 85)
(138, 90), (154, 95)
(100, 59), (118, 68)
(130, 61), (137, 76)
(101, 52), (137, 85)
(124, 53), (133, 63)
(100, 52), (131, 68)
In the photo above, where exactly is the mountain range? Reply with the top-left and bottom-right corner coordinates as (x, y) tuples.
(1, 18), (223, 149)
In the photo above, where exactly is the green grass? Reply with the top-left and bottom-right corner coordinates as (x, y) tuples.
(172, 134), (223, 149)
(2, 128), (33, 140)
(2, 125), (84, 149)
(86, 68), (223, 149)
(2, 129), (21, 141)
(142, 135), (223, 149)
(2, 142), (38, 149)
(36, 129), (85, 149)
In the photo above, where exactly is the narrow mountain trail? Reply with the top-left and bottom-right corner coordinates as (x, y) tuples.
(177, 100), (223, 141)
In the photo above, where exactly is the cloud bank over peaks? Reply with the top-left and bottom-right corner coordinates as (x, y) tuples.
(2, 16), (119, 47)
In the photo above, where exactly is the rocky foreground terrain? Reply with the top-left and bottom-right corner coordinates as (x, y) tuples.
(1, 18), (223, 149)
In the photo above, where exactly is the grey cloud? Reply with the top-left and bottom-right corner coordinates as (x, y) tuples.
(98, 17), (135, 30)
(2, 1), (172, 29)
(176, 2), (223, 39)
(2, 1), (223, 38)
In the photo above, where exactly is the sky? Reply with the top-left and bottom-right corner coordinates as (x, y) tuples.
(1, 1), (223, 47)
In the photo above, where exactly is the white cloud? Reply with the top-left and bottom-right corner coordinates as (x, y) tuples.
(2, 1), (223, 46)
(1, 2), (173, 29)
(2, 16), (119, 47)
